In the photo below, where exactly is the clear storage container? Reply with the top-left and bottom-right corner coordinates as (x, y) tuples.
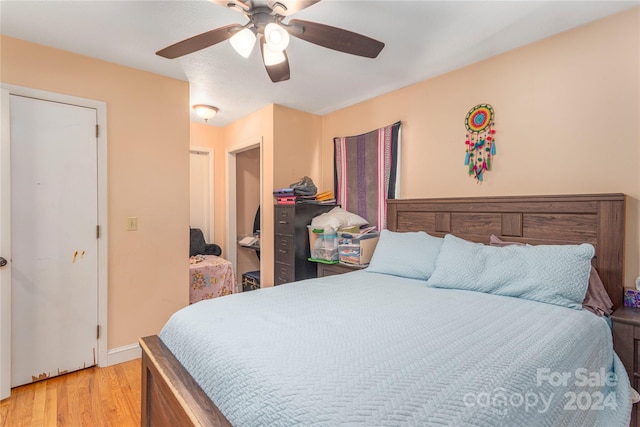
(310, 226), (339, 261)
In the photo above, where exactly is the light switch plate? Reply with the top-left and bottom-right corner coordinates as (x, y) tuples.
(127, 217), (137, 231)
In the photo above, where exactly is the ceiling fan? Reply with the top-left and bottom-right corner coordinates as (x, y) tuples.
(156, 0), (385, 83)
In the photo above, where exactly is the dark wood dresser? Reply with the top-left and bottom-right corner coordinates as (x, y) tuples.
(273, 204), (335, 285)
(317, 262), (365, 278)
(611, 306), (640, 427)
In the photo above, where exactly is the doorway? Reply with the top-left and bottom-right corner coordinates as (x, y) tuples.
(225, 138), (262, 288)
(235, 148), (261, 283)
(0, 85), (108, 399)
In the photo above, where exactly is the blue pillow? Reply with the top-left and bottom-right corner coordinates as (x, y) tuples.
(426, 234), (594, 309)
(366, 230), (443, 280)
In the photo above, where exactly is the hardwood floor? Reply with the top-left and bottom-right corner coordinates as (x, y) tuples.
(0, 358), (141, 427)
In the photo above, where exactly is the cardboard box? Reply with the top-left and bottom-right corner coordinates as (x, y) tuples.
(338, 231), (379, 266)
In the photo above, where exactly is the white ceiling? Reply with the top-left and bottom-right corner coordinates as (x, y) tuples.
(1, 1), (637, 126)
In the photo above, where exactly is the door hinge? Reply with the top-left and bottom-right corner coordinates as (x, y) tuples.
(95, 124), (99, 138)
(96, 225), (100, 239)
(97, 325), (100, 339)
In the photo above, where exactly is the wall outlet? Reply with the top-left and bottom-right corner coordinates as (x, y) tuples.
(636, 276), (640, 290)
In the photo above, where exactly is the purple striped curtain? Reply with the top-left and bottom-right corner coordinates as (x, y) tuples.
(334, 122), (401, 230)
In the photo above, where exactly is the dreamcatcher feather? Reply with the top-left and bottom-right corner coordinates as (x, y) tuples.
(464, 104), (496, 183)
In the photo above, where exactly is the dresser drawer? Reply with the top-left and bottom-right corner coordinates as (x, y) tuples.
(274, 235), (294, 264)
(318, 262), (364, 278)
(274, 207), (294, 235)
(274, 262), (294, 285)
(273, 204), (337, 285)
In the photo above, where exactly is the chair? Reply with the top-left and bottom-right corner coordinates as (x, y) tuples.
(189, 228), (222, 257)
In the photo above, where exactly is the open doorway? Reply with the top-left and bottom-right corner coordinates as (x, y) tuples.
(235, 148), (260, 286)
(225, 139), (262, 290)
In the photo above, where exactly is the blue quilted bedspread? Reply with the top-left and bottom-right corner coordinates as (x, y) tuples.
(159, 271), (631, 426)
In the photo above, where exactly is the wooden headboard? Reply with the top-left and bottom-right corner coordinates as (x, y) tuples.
(387, 193), (626, 310)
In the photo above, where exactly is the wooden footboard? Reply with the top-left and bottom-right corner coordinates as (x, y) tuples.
(139, 336), (232, 427)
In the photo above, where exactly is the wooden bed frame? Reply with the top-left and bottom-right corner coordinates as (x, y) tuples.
(140, 193), (626, 427)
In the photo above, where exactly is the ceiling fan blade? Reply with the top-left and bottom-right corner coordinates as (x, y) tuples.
(288, 19), (384, 58)
(156, 24), (242, 59)
(259, 38), (290, 83)
(268, 0), (321, 16)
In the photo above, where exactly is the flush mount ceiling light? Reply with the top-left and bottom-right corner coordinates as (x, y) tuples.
(193, 104), (219, 122)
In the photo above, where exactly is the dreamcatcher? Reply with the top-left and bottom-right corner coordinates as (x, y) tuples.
(464, 104), (496, 182)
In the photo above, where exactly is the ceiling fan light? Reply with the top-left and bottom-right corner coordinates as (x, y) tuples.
(193, 104), (219, 122)
(230, 28), (256, 58)
(264, 23), (289, 52)
(262, 42), (286, 66)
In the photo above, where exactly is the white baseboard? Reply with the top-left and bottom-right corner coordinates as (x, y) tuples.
(106, 342), (141, 366)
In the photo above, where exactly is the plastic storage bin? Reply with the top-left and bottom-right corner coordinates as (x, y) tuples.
(309, 226), (339, 261)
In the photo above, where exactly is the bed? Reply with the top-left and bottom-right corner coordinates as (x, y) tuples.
(189, 255), (236, 304)
(140, 193), (629, 426)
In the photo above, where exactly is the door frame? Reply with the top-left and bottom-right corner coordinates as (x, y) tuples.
(0, 90), (11, 399)
(189, 146), (215, 244)
(0, 84), (108, 398)
(226, 138), (262, 288)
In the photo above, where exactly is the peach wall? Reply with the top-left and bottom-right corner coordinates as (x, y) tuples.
(1, 36), (191, 349)
(9, 7), (635, 356)
(190, 122), (226, 252)
(223, 105), (275, 286)
(321, 8), (640, 289)
(273, 105), (323, 191)
(207, 105), (323, 288)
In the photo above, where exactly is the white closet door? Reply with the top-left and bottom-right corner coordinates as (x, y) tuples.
(10, 95), (98, 387)
(189, 149), (213, 242)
